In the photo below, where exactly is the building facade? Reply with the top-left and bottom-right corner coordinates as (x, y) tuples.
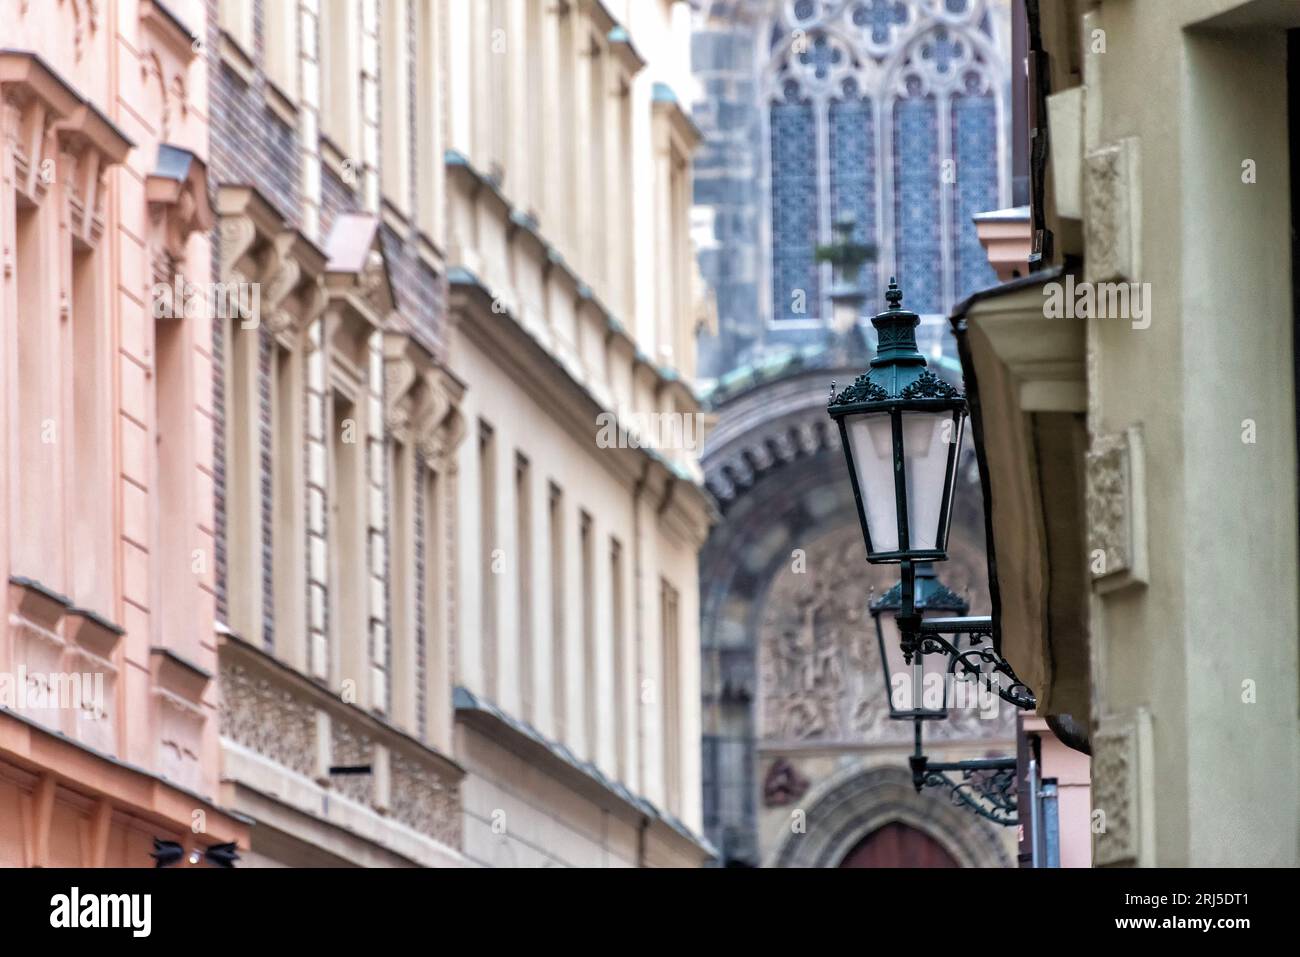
(0, 0), (250, 865)
(442, 0), (714, 867)
(205, 0), (713, 867)
(956, 0), (1299, 865)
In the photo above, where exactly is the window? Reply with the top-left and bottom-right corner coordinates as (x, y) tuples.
(516, 453), (533, 722)
(272, 342), (306, 661)
(264, 0), (298, 95)
(661, 579), (682, 815)
(154, 289), (193, 655)
(479, 421), (497, 700)
(381, 0), (411, 212)
(223, 311), (262, 642)
(70, 246), (112, 615)
(580, 510), (595, 758)
(320, 0), (361, 161)
(218, 0), (253, 53)
(549, 483), (565, 738)
(421, 467), (449, 748)
(389, 436), (416, 730)
(12, 204), (54, 582)
(524, 0), (545, 215)
(764, 4), (1003, 324)
(610, 538), (626, 780)
(414, 0), (444, 237)
(330, 391), (365, 690)
(588, 37), (607, 284)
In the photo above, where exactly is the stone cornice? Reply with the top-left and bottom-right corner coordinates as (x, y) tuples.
(445, 148), (702, 410)
(450, 270), (714, 533)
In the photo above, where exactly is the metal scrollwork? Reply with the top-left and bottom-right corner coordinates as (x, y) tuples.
(914, 757), (1018, 826)
(906, 617), (1037, 711)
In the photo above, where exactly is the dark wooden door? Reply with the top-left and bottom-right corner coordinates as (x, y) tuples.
(838, 823), (959, 868)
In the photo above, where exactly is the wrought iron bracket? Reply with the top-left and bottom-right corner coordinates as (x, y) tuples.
(902, 615), (1037, 711)
(909, 752), (1019, 827)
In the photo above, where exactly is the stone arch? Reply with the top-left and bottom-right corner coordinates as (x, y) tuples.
(767, 763), (1010, 868)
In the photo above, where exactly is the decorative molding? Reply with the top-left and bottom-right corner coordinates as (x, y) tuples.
(1083, 137), (1141, 284)
(899, 368), (962, 400)
(1092, 709), (1154, 866)
(1086, 425), (1147, 593)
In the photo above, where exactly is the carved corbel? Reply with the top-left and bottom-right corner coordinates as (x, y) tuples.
(220, 215), (258, 279)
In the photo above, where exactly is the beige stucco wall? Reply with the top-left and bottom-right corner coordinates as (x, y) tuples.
(1044, 0), (1300, 866)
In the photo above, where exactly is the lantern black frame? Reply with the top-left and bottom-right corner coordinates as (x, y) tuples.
(870, 563), (969, 721)
(829, 280), (968, 565)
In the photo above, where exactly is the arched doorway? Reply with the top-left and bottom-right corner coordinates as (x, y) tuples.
(839, 822), (960, 868)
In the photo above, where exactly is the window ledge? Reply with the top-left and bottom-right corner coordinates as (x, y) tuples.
(218, 30), (256, 87)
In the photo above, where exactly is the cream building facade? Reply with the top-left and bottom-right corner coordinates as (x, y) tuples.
(208, 0), (469, 867)
(443, 0), (714, 867)
(206, 0), (712, 867)
(956, 0), (1300, 866)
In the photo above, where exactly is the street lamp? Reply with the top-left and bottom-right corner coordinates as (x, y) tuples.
(870, 563), (968, 721)
(828, 278), (966, 569)
(830, 278), (1036, 829)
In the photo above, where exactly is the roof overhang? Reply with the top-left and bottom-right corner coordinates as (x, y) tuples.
(949, 267), (1092, 729)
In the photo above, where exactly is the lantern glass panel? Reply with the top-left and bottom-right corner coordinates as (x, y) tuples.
(845, 411), (899, 553)
(876, 611), (951, 718)
(901, 410), (961, 553)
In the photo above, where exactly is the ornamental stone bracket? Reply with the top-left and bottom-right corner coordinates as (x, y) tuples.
(217, 184), (327, 337)
(262, 229), (328, 341)
(217, 634), (464, 858)
(1, 50), (132, 236)
(218, 183), (286, 289)
(1092, 708), (1155, 867)
(1083, 137), (1141, 284)
(1086, 425), (1148, 594)
(146, 144), (211, 274)
(0, 51), (81, 206)
(382, 332), (467, 472)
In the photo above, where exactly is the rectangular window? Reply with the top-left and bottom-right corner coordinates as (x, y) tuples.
(218, 0), (253, 52)
(588, 39), (607, 285)
(549, 483), (565, 739)
(415, 0), (444, 237)
(272, 342), (305, 662)
(610, 537), (626, 781)
(381, 0), (411, 213)
(13, 205), (54, 582)
(154, 293), (192, 655)
(525, 0), (545, 215)
(223, 311), (262, 641)
(264, 0), (298, 95)
(320, 0), (360, 160)
(422, 467), (448, 748)
(580, 510), (595, 758)
(661, 578), (682, 815)
(479, 421), (498, 700)
(70, 246), (111, 614)
(516, 453), (533, 722)
(389, 437), (416, 730)
(330, 391), (365, 689)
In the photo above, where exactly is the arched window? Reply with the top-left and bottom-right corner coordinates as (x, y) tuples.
(764, 0), (1007, 328)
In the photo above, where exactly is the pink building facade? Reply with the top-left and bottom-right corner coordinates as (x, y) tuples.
(0, 0), (249, 864)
